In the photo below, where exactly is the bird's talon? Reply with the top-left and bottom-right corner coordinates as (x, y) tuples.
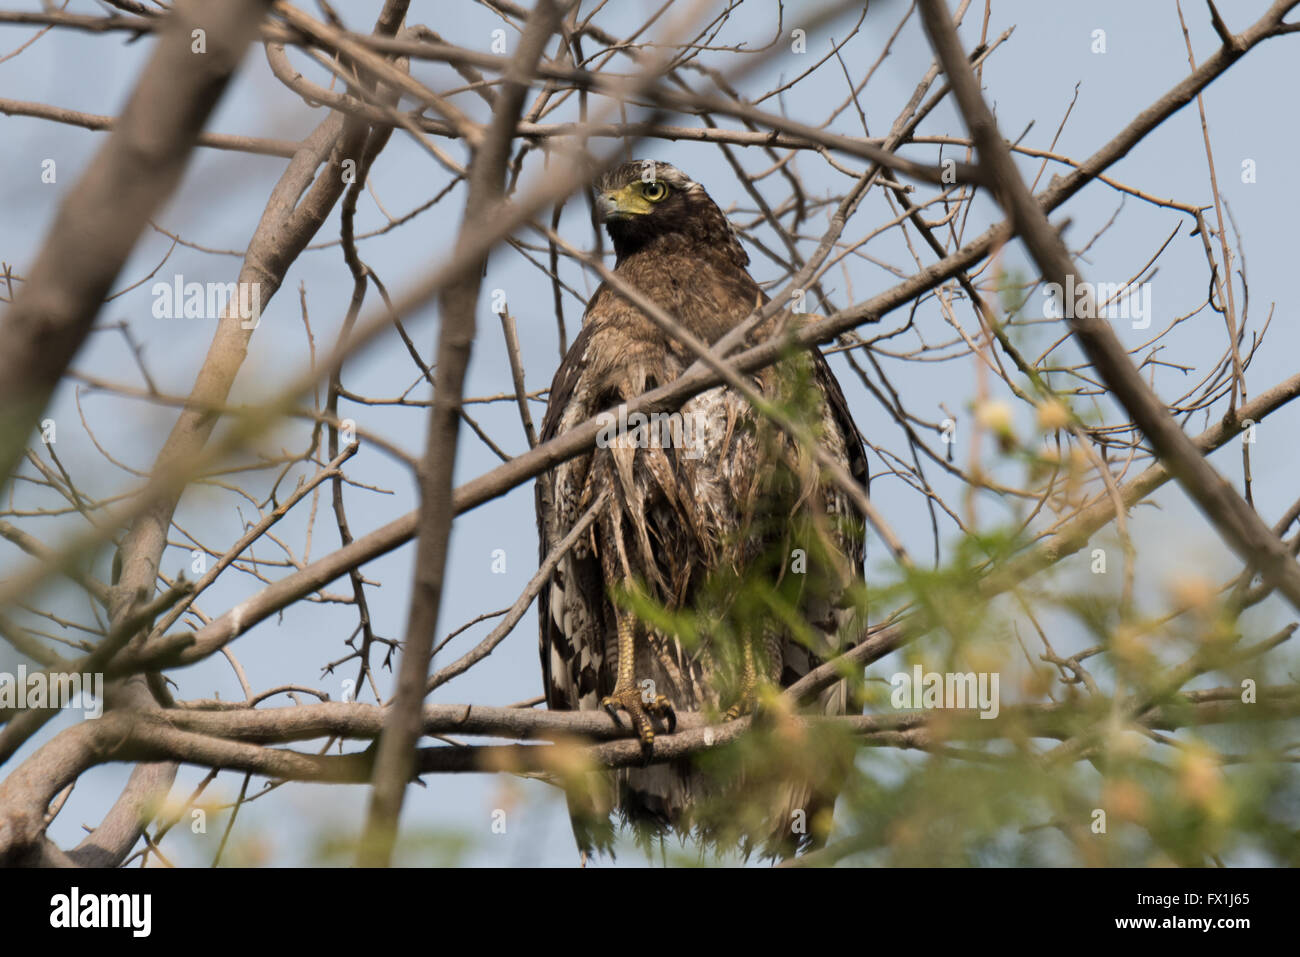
(601, 698), (625, 726)
(601, 687), (675, 753)
(724, 694), (756, 722)
(645, 693), (677, 733)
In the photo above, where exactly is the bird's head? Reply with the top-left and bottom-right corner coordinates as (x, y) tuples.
(593, 160), (748, 266)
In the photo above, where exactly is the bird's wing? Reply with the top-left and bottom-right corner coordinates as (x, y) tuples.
(811, 345), (869, 565)
(536, 321), (608, 713)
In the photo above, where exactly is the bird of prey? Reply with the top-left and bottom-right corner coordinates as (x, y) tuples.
(536, 159), (867, 858)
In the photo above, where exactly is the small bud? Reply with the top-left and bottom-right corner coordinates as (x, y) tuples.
(975, 400), (1016, 450)
(1036, 399), (1071, 432)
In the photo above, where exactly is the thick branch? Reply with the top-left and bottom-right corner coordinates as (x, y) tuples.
(0, 0), (272, 490)
(358, 0), (563, 867)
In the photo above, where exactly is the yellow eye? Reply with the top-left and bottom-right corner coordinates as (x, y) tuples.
(642, 181), (667, 202)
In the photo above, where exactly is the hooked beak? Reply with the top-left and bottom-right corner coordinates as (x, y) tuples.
(595, 191), (626, 221)
(595, 184), (652, 221)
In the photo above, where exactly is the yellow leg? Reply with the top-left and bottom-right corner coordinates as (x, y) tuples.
(601, 604), (676, 752)
(724, 634), (759, 721)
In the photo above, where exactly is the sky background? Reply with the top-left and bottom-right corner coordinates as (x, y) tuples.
(1, 0), (1297, 866)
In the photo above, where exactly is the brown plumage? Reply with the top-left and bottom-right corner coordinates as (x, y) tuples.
(536, 160), (867, 859)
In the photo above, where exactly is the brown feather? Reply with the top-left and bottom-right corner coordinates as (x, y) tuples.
(536, 161), (868, 858)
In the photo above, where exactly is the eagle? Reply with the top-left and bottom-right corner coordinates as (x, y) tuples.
(536, 160), (867, 859)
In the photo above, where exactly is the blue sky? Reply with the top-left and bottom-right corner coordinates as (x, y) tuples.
(2, 0), (1297, 865)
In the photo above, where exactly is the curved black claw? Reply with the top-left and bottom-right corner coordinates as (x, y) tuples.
(656, 694), (678, 734)
(601, 687), (677, 753)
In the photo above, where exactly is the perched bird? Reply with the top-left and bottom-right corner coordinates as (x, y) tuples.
(536, 159), (867, 858)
